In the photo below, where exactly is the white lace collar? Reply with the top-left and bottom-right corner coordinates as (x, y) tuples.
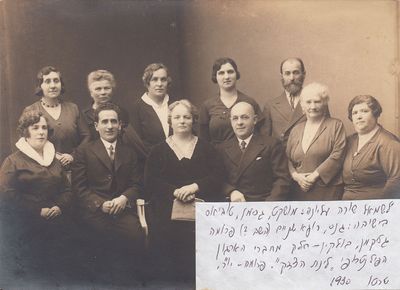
(166, 136), (198, 160)
(15, 137), (55, 167)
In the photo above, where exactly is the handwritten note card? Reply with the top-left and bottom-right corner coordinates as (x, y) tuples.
(196, 200), (400, 290)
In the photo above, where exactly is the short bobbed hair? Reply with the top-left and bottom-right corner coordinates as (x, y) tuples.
(87, 69), (116, 89)
(300, 82), (330, 105)
(94, 102), (122, 123)
(142, 63), (171, 89)
(34, 66), (65, 97)
(211, 57), (240, 83)
(347, 95), (382, 121)
(17, 109), (53, 138)
(167, 99), (199, 126)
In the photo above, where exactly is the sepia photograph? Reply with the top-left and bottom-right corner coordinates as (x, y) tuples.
(0, 0), (399, 289)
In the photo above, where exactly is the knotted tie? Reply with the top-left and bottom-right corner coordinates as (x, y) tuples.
(240, 140), (247, 152)
(108, 144), (115, 162)
(289, 94), (295, 111)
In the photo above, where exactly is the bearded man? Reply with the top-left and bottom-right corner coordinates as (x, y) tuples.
(263, 57), (307, 147)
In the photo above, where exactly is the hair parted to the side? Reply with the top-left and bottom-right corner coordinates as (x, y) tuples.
(17, 109), (53, 138)
(347, 95), (382, 121)
(142, 63), (171, 90)
(34, 66), (65, 97)
(211, 57), (241, 83)
(167, 99), (199, 126)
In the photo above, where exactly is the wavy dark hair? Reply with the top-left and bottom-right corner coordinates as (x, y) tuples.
(34, 66), (65, 97)
(211, 57), (240, 83)
(347, 95), (382, 121)
(17, 109), (53, 138)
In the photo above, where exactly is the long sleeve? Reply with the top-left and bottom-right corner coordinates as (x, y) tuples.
(0, 157), (42, 214)
(76, 109), (91, 148)
(315, 121), (346, 184)
(379, 139), (400, 198)
(198, 103), (211, 142)
(262, 102), (273, 136)
(192, 143), (224, 201)
(144, 146), (176, 204)
(71, 145), (107, 212)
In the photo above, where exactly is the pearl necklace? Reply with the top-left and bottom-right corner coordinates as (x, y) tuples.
(41, 99), (60, 108)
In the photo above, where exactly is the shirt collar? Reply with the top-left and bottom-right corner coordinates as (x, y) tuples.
(141, 92), (169, 108)
(237, 134), (253, 147)
(100, 138), (117, 150)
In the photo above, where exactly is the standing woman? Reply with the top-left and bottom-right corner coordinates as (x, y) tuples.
(342, 95), (400, 199)
(144, 100), (223, 281)
(82, 69), (147, 158)
(130, 63), (172, 152)
(22, 66), (90, 168)
(286, 83), (346, 200)
(199, 57), (267, 145)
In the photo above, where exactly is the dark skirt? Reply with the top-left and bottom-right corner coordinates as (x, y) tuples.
(290, 183), (344, 201)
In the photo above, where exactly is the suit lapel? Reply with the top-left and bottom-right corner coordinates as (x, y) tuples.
(272, 93), (292, 122)
(92, 139), (113, 172)
(236, 135), (265, 179)
(288, 102), (305, 128)
(224, 138), (242, 167)
(113, 141), (125, 172)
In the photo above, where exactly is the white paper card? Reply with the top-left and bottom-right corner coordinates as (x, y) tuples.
(196, 200), (400, 290)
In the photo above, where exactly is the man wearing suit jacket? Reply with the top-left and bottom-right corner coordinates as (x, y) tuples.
(263, 57), (307, 147)
(219, 102), (291, 202)
(72, 102), (144, 283)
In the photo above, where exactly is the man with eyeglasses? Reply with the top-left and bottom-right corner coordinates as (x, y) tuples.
(218, 101), (291, 202)
(263, 57), (307, 147)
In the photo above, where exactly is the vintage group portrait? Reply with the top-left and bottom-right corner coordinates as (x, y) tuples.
(0, 0), (398, 289)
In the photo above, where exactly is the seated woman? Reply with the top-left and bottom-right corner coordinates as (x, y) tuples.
(199, 57), (267, 145)
(342, 95), (400, 199)
(286, 82), (346, 200)
(0, 109), (74, 277)
(22, 66), (90, 169)
(144, 99), (223, 282)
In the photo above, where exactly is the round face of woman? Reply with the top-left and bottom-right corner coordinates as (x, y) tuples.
(41, 71), (62, 99)
(301, 93), (325, 120)
(147, 68), (168, 99)
(216, 63), (237, 90)
(89, 79), (113, 106)
(351, 102), (378, 135)
(170, 104), (193, 135)
(26, 116), (48, 151)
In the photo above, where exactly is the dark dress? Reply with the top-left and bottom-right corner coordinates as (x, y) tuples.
(286, 117), (346, 200)
(0, 149), (74, 276)
(144, 138), (223, 280)
(199, 91), (267, 145)
(23, 101), (90, 156)
(130, 97), (172, 152)
(342, 126), (400, 199)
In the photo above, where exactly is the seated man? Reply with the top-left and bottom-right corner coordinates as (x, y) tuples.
(219, 102), (291, 202)
(72, 102), (145, 282)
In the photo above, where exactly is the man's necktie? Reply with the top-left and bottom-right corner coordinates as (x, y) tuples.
(290, 94), (295, 111)
(240, 140), (247, 152)
(108, 145), (115, 162)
